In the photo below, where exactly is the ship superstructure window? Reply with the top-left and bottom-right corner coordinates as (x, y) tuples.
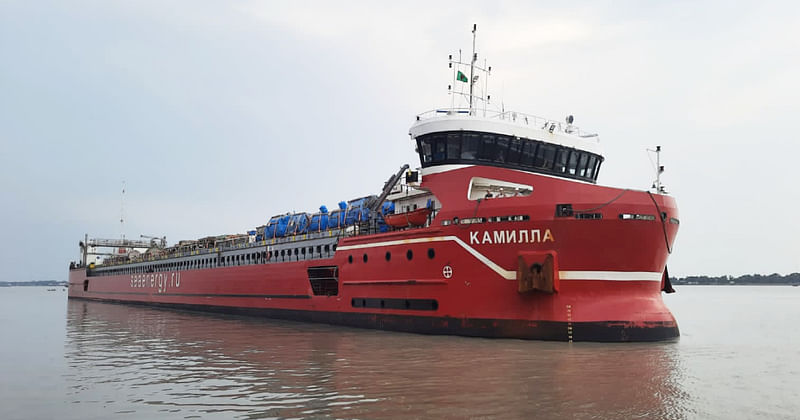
(418, 131), (602, 183)
(578, 153), (589, 177)
(535, 144), (556, 169)
(555, 149), (568, 173)
(446, 133), (461, 159)
(567, 152), (578, 175)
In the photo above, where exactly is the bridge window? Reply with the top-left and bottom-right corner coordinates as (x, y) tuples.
(433, 135), (446, 161)
(567, 151), (578, 175)
(477, 134), (495, 161)
(578, 153), (589, 177)
(535, 144), (556, 169)
(554, 149), (568, 173)
(417, 131), (601, 182)
(521, 140), (536, 167)
(461, 133), (479, 160)
(494, 136), (509, 163)
(446, 133), (461, 159)
(421, 138), (433, 163)
(507, 137), (522, 164)
(586, 155), (597, 179)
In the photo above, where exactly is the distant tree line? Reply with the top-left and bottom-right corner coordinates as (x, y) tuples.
(0, 280), (68, 287)
(671, 273), (800, 285)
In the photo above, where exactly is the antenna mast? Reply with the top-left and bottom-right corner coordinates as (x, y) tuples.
(447, 24), (490, 115)
(120, 180), (126, 240)
(648, 146), (667, 194)
(469, 24), (477, 115)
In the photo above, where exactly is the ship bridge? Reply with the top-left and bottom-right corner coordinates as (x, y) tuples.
(408, 110), (604, 184)
(409, 24), (604, 184)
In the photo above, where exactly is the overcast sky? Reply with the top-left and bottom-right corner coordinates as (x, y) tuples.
(1, 1), (798, 281)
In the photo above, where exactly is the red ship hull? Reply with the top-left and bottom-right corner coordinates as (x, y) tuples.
(68, 166), (679, 342)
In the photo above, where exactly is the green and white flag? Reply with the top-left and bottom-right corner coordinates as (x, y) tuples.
(456, 71), (468, 83)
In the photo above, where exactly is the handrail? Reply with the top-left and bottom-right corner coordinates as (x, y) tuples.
(92, 229), (350, 268)
(414, 107), (599, 141)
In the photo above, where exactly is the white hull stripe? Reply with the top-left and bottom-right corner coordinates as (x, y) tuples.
(420, 163), (595, 186)
(559, 271), (663, 282)
(337, 236), (663, 282)
(420, 164), (473, 176)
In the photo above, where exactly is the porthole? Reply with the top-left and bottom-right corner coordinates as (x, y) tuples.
(302, 248), (306, 255)
(427, 248), (435, 259)
(332, 244), (337, 251)
(363, 253), (368, 263)
(406, 249), (413, 260)
(348, 255), (353, 264)
(385, 251), (391, 261)
(325, 244), (330, 252)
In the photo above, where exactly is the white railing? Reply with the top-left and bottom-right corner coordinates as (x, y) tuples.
(415, 107), (599, 141)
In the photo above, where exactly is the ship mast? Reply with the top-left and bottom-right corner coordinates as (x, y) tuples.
(648, 146), (667, 194)
(447, 24), (491, 116)
(469, 24), (476, 115)
(120, 180), (126, 241)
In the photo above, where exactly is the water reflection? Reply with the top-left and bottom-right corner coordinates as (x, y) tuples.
(65, 300), (688, 419)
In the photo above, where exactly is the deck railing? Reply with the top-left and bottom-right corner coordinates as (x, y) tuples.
(415, 108), (599, 141)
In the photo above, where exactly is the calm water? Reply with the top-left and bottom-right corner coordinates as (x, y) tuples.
(0, 286), (798, 419)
